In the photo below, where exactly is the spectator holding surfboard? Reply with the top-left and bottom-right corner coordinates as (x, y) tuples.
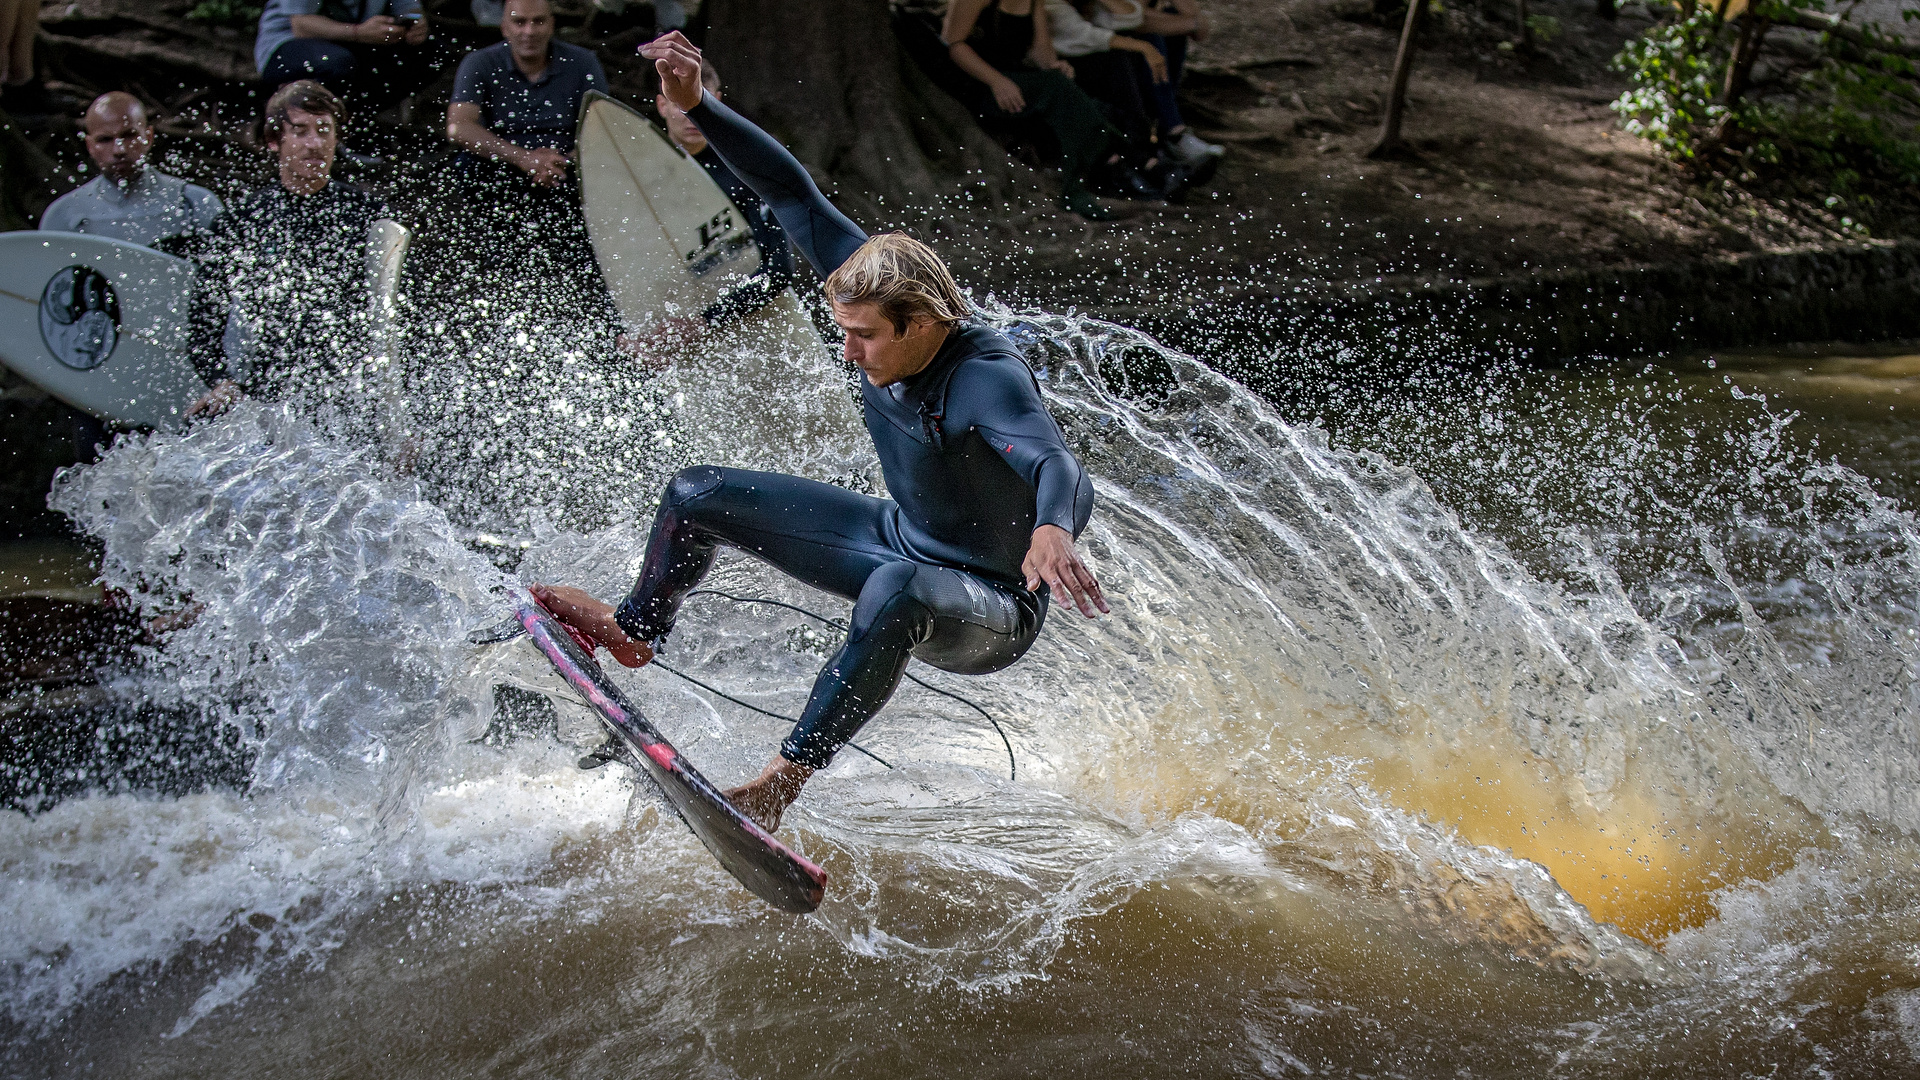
(532, 31), (1109, 835)
(605, 55), (801, 367)
(40, 93), (225, 249)
(185, 80), (390, 416)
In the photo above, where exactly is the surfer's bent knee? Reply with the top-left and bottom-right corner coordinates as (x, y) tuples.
(663, 465), (727, 510)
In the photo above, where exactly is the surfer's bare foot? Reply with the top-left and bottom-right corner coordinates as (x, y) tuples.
(528, 583), (655, 668)
(724, 755), (814, 833)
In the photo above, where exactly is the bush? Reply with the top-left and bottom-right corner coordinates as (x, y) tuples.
(1610, 1), (1920, 187)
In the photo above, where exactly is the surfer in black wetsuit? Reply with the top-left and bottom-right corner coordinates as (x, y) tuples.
(534, 31), (1108, 833)
(186, 79), (389, 413)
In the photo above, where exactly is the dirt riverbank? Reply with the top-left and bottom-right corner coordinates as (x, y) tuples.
(8, 0), (1918, 360)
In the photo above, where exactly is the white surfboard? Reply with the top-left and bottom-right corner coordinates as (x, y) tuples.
(0, 221), (412, 432)
(365, 218), (412, 448)
(0, 232), (205, 430)
(574, 90), (821, 349)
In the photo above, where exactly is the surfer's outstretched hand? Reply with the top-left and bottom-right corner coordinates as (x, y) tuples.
(1023, 524), (1109, 619)
(639, 32), (705, 113)
(528, 584), (655, 668)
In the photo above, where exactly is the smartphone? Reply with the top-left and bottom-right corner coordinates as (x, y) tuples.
(397, 13), (423, 25)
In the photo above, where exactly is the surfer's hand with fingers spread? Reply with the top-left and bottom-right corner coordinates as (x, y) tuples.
(186, 379), (241, 420)
(639, 32), (707, 113)
(1022, 524), (1109, 618)
(528, 584), (655, 668)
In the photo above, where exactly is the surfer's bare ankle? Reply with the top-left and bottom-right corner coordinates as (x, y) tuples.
(725, 755), (813, 832)
(528, 583), (654, 667)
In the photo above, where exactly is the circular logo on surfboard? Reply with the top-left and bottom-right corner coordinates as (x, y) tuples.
(38, 265), (121, 371)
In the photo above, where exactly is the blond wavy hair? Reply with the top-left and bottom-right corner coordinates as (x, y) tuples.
(822, 233), (971, 333)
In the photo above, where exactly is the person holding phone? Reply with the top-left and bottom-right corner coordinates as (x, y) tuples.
(255, 0), (456, 115)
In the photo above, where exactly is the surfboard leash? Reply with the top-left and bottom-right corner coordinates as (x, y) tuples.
(648, 658), (894, 770)
(679, 589), (1018, 782)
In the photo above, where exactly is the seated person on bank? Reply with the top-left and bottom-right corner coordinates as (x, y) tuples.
(255, 0), (453, 112)
(940, 0), (1147, 216)
(655, 59), (797, 329)
(1106, 0), (1222, 166)
(40, 92), (225, 247)
(446, 0), (605, 196)
(186, 80), (391, 415)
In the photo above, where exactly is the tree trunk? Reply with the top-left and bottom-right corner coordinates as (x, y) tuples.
(1596, 0), (1616, 20)
(1722, 14), (1772, 107)
(698, 0), (1024, 228)
(1368, 0), (1430, 158)
(1516, 0), (1532, 48)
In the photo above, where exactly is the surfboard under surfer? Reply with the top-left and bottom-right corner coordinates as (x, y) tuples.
(533, 30), (1109, 833)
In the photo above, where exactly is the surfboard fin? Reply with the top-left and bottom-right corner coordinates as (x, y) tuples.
(466, 613), (528, 646)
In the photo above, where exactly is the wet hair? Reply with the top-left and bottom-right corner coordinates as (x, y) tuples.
(823, 233), (971, 334)
(262, 80), (346, 145)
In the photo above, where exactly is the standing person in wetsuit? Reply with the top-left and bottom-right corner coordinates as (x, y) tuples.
(531, 32), (1109, 833)
(186, 80), (390, 415)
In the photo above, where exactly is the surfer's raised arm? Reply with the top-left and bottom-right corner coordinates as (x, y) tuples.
(641, 32), (868, 278)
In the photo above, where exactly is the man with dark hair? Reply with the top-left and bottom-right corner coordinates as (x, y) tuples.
(255, 0), (455, 113)
(41, 92), (224, 247)
(441, 0), (616, 334)
(187, 80), (391, 415)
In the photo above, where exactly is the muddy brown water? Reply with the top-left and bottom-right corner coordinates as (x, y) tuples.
(4, 328), (1920, 1078)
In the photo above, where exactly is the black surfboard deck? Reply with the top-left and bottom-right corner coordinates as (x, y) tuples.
(472, 588), (827, 913)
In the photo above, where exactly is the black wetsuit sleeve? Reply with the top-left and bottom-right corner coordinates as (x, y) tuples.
(185, 209), (238, 387)
(950, 359), (1096, 538)
(694, 149), (797, 325)
(685, 92), (868, 277)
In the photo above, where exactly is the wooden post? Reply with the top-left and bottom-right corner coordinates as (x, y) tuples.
(1368, 0), (1430, 158)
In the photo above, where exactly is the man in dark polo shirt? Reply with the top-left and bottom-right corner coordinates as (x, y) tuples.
(445, 0), (606, 277)
(445, 0), (604, 185)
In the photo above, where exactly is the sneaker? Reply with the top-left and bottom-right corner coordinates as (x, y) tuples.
(1167, 130), (1226, 165)
(1095, 161), (1167, 202)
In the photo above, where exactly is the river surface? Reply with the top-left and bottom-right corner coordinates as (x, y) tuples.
(4, 316), (1919, 1078)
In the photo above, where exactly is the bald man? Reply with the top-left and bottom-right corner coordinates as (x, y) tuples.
(40, 93), (224, 247)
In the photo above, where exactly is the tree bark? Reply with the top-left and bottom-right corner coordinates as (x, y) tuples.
(1721, 13), (1772, 107)
(698, 0), (1024, 228)
(1368, 0), (1430, 158)
(1596, 0), (1616, 20)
